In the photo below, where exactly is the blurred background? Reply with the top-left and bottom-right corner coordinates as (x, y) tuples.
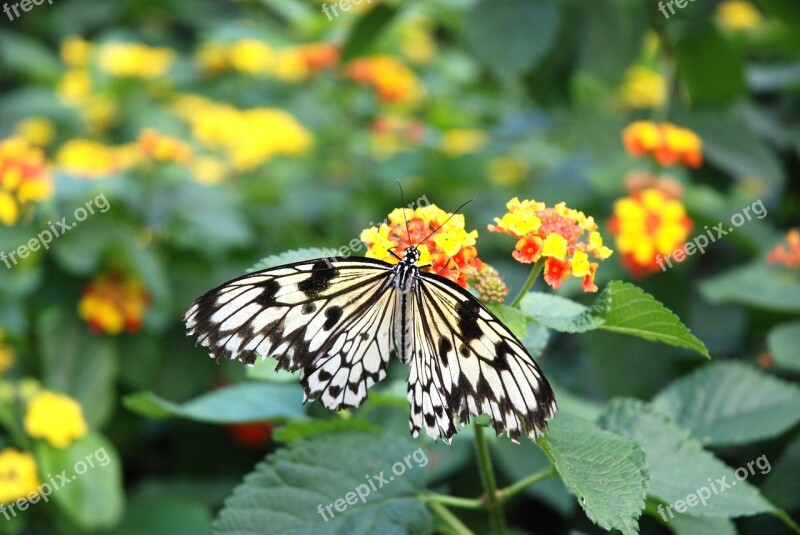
(1, 0), (799, 533)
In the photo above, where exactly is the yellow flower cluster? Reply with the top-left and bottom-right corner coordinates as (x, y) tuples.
(24, 391), (88, 449)
(618, 65), (666, 109)
(489, 198), (612, 292)
(56, 139), (138, 179)
(98, 42), (176, 79)
(172, 95), (312, 172)
(623, 121), (703, 168)
(345, 56), (423, 106)
(0, 137), (53, 226)
(715, 1), (762, 31)
(137, 128), (192, 164)
(77, 272), (151, 335)
(487, 156), (528, 186)
(439, 129), (487, 157)
(360, 204), (482, 288)
(0, 449), (40, 503)
(0, 328), (14, 374)
(196, 40), (338, 82)
(14, 117), (55, 147)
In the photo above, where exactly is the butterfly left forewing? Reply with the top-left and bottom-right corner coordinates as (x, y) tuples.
(183, 257), (398, 410)
(408, 272), (557, 442)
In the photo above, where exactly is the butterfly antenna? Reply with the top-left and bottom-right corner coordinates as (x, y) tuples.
(415, 198), (475, 249)
(396, 179), (412, 246)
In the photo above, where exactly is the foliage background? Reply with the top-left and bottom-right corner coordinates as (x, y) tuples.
(0, 0), (799, 533)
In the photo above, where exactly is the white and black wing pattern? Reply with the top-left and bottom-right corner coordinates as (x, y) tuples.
(183, 257), (398, 410)
(408, 273), (557, 443)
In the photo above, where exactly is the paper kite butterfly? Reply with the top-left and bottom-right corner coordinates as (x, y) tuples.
(183, 210), (556, 443)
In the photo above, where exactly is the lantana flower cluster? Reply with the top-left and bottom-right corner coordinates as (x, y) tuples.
(0, 137), (53, 225)
(622, 121), (703, 168)
(489, 198), (613, 292)
(767, 229), (800, 268)
(345, 56), (423, 105)
(77, 271), (151, 335)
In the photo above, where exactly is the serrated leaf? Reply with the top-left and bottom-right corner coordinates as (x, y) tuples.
(663, 512), (736, 535)
(213, 432), (433, 535)
(340, 4), (399, 62)
(273, 419), (379, 444)
(599, 399), (774, 518)
(699, 263), (800, 313)
(542, 413), (648, 535)
(767, 321), (800, 372)
(520, 292), (604, 333)
(486, 302), (528, 340)
(124, 382), (306, 423)
(249, 247), (339, 272)
(35, 433), (123, 530)
(651, 362), (800, 446)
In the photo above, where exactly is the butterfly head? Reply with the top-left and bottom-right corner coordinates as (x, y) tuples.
(403, 247), (421, 265)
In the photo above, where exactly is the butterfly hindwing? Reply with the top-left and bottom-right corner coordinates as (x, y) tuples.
(408, 272), (557, 443)
(183, 257), (398, 409)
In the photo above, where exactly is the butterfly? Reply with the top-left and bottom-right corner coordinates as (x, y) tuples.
(183, 211), (557, 443)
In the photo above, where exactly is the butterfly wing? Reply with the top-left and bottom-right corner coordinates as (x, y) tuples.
(407, 272), (557, 443)
(183, 257), (398, 410)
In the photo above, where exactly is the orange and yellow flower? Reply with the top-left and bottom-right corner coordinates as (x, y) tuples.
(622, 121), (702, 168)
(24, 391), (88, 448)
(138, 128), (192, 164)
(767, 229), (800, 268)
(360, 204), (482, 288)
(297, 43), (339, 71)
(607, 186), (692, 276)
(56, 139), (137, 179)
(345, 56), (423, 105)
(0, 449), (40, 504)
(77, 272), (151, 334)
(0, 137), (53, 226)
(489, 198), (613, 292)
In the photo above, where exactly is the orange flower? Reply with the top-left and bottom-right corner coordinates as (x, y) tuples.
(345, 56), (422, 105)
(767, 229), (800, 268)
(138, 128), (192, 164)
(622, 121), (702, 168)
(228, 421), (274, 448)
(77, 272), (151, 334)
(296, 43), (339, 70)
(360, 204), (482, 288)
(0, 137), (53, 225)
(607, 186), (693, 276)
(489, 198), (612, 292)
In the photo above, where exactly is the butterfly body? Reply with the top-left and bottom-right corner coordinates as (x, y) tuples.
(184, 248), (556, 443)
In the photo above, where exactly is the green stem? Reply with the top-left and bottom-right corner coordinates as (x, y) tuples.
(421, 492), (483, 509)
(428, 501), (477, 535)
(509, 259), (545, 308)
(772, 510), (800, 534)
(474, 424), (507, 535)
(498, 466), (557, 502)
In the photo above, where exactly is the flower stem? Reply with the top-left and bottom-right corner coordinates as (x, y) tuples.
(498, 466), (557, 501)
(427, 501), (477, 535)
(509, 259), (545, 308)
(474, 423), (507, 535)
(421, 492), (483, 509)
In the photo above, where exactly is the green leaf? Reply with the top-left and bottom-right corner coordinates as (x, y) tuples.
(486, 302), (528, 340)
(213, 431), (433, 534)
(247, 357), (300, 382)
(700, 263), (800, 312)
(652, 362), (800, 446)
(248, 247), (339, 272)
(767, 321), (800, 372)
(273, 419), (379, 444)
(38, 309), (118, 428)
(662, 512), (736, 535)
(675, 27), (745, 104)
(762, 433), (800, 512)
(521, 282), (708, 357)
(464, 0), (561, 80)
(542, 413), (648, 535)
(340, 4), (399, 62)
(124, 382), (306, 423)
(35, 433), (123, 530)
(599, 399), (774, 518)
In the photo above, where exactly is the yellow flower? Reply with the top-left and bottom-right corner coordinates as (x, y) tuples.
(56, 69), (92, 106)
(25, 391), (88, 448)
(77, 271), (150, 334)
(489, 197), (612, 292)
(14, 117), (55, 147)
(56, 139), (132, 179)
(400, 17), (437, 64)
(0, 328), (15, 374)
(272, 48), (309, 82)
(439, 129), (487, 157)
(0, 137), (53, 225)
(622, 121), (702, 168)
(716, 1), (762, 31)
(82, 95), (118, 133)
(0, 449), (40, 504)
(360, 204), (482, 288)
(99, 42), (175, 79)
(60, 35), (93, 67)
(196, 42), (229, 73)
(229, 39), (275, 75)
(488, 156), (527, 186)
(618, 65), (666, 109)
(608, 187), (692, 276)
(137, 128), (192, 164)
(190, 156), (227, 185)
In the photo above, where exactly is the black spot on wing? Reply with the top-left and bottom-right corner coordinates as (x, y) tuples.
(493, 340), (512, 371)
(297, 261), (336, 296)
(301, 302), (316, 314)
(438, 337), (452, 367)
(323, 306), (343, 331)
(456, 301), (482, 340)
(254, 278), (280, 307)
